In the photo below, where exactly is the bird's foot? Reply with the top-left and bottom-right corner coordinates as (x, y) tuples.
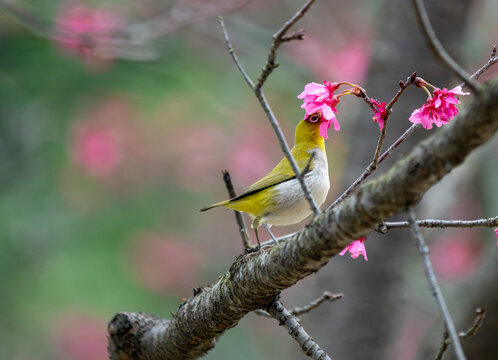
(244, 244), (274, 258)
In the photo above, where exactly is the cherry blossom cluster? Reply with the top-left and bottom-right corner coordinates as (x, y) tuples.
(409, 86), (469, 129)
(297, 81), (340, 139)
(298, 80), (390, 136)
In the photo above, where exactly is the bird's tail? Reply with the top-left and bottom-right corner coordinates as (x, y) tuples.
(199, 200), (230, 212)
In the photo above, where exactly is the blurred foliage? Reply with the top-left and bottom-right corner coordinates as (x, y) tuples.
(0, 0), (497, 359)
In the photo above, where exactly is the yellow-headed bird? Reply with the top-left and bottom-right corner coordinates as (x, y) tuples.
(200, 114), (329, 248)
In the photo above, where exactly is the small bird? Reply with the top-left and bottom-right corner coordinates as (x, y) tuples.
(200, 114), (330, 248)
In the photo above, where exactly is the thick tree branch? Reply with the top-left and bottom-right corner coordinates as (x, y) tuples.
(108, 80), (498, 360)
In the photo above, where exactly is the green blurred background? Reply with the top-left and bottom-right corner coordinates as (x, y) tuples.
(1, 0), (497, 359)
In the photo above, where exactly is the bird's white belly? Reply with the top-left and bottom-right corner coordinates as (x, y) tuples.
(263, 149), (329, 226)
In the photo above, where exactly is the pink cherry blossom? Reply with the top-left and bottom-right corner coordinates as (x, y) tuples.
(339, 237), (368, 261)
(371, 99), (387, 130)
(494, 228), (498, 246)
(298, 80), (340, 139)
(409, 85), (469, 129)
(408, 99), (441, 129)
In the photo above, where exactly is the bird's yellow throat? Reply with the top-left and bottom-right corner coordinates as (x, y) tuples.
(293, 118), (326, 154)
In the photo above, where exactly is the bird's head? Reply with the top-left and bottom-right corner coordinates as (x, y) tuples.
(295, 113), (326, 148)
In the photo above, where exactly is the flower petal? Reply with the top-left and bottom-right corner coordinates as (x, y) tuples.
(449, 86), (470, 96)
(322, 104), (335, 120)
(304, 102), (322, 115)
(339, 238), (368, 261)
(319, 120), (331, 139)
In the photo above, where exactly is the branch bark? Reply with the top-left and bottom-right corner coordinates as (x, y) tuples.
(108, 80), (498, 360)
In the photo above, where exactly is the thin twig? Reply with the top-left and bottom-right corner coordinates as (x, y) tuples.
(371, 118), (389, 165)
(255, 291), (344, 318)
(371, 74), (416, 165)
(377, 215), (498, 233)
(460, 44), (498, 87)
(387, 73), (417, 112)
(459, 307), (486, 339)
(255, 0), (316, 90)
(302, 151), (317, 175)
(377, 123), (421, 163)
(411, 0), (480, 93)
(408, 208), (467, 360)
(218, 17), (254, 88)
(291, 291), (343, 316)
(435, 307), (486, 360)
(371, 73), (415, 166)
(465, 55), (498, 83)
(435, 329), (450, 360)
(253, 0), (320, 216)
(267, 299), (332, 360)
(219, 5), (321, 217)
(222, 170), (252, 249)
(281, 29), (306, 42)
(253, 309), (272, 317)
(327, 163), (374, 210)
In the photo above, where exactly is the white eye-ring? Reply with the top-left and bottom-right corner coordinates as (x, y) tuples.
(308, 114), (320, 123)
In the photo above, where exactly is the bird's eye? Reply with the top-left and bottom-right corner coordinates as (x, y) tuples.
(308, 114), (320, 123)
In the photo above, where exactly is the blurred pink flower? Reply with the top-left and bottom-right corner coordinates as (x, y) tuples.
(494, 228), (498, 246)
(298, 80), (340, 138)
(68, 96), (144, 186)
(431, 232), (481, 282)
(72, 122), (123, 179)
(289, 35), (371, 84)
(52, 311), (107, 360)
(339, 237), (368, 261)
(409, 86), (469, 129)
(127, 232), (202, 295)
(371, 99), (387, 130)
(54, 2), (124, 66)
